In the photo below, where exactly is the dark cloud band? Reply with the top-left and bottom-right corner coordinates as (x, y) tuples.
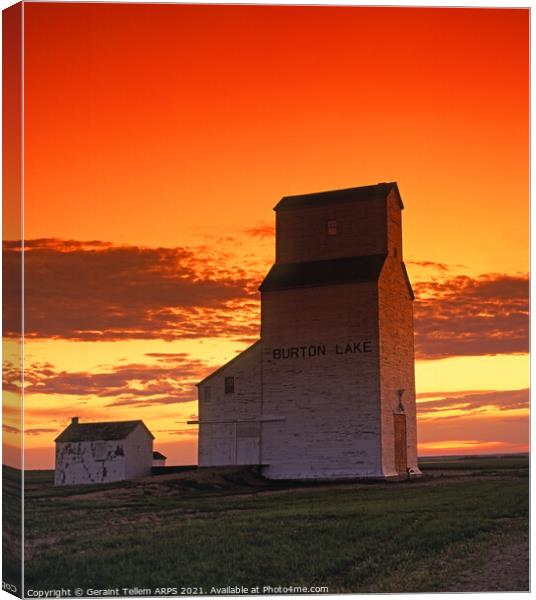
(414, 273), (528, 359)
(3, 239), (528, 359)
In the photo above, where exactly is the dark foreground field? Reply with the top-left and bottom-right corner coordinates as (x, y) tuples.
(21, 455), (528, 594)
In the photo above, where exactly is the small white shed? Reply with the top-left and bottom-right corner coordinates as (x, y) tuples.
(54, 417), (154, 486)
(152, 451), (167, 467)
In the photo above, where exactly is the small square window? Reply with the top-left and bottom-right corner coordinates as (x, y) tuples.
(327, 220), (338, 235)
(224, 376), (235, 394)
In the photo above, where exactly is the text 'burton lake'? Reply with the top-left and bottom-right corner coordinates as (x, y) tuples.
(271, 341), (372, 360)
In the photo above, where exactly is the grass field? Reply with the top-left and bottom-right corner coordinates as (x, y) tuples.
(16, 455), (529, 594)
(2, 465), (22, 592)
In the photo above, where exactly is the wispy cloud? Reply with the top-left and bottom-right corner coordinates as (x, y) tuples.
(3, 239), (262, 342)
(418, 439), (518, 453)
(2, 424), (21, 435)
(406, 260), (453, 272)
(244, 223), (275, 239)
(5, 353), (212, 408)
(414, 273), (528, 359)
(417, 388), (528, 420)
(4, 240), (529, 360)
(25, 428), (58, 437)
(416, 387), (529, 455)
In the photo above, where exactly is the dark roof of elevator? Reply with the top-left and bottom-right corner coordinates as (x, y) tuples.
(55, 420), (154, 443)
(274, 182), (403, 211)
(259, 254), (388, 292)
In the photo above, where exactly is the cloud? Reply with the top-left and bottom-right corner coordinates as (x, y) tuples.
(416, 388), (529, 455)
(418, 440), (520, 453)
(4, 239), (113, 251)
(2, 424), (21, 435)
(7, 353), (212, 408)
(417, 408), (528, 455)
(406, 260), (452, 272)
(414, 273), (528, 359)
(244, 223), (275, 239)
(25, 428), (58, 437)
(417, 389), (492, 399)
(154, 428), (198, 437)
(417, 388), (529, 419)
(3, 240), (529, 360)
(3, 238), (261, 342)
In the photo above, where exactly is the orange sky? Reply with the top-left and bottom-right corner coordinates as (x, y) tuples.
(3, 3), (529, 468)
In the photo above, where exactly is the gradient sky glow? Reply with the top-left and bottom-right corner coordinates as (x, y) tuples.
(3, 3), (529, 468)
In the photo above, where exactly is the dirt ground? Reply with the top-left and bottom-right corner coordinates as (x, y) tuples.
(451, 529), (529, 592)
(63, 464), (524, 502)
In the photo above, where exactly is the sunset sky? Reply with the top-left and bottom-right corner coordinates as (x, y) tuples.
(3, 3), (529, 468)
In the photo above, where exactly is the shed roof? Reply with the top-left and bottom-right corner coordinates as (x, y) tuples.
(55, 420), (154, 443)
(274, 182), (403, 212)
(152, 451), (167, 460)
(259, 254), (387, 292)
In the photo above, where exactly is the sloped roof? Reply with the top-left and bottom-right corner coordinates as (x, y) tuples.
(152, 451), (167, 460)
(196, 340), (261, 387)
(259, 254), (387, 292)
(274, 182), (403, 212)
(55, 420), (154, 443)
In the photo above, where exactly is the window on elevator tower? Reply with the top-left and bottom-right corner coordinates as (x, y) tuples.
(224, 376), (235, 394)
(327, 219), (338, 235)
